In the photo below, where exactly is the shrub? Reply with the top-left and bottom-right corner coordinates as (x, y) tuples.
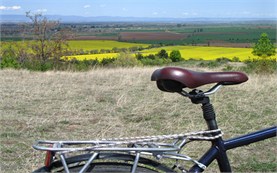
(169, 50), (182, 62)
(139, 56), (172, 66)
(198, 58), (230, 68)
(20, 58), (53, 71)
(0, 55), (20, 69)
(242, 58), (276, 74)
(216, 57), (231, 63)
(157, 49), (168, 59)
(0, 46), (20, 69)
(101, 57), (116, 66)
(112, 52), (142, 67)
(198, 61), (220, 68)
(232, 56), (240, 62)
(135, 53), (144, 60)
(62, 59), (100, 71)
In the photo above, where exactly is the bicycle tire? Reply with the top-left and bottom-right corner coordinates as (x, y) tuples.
(59, 162), (160, 172)
(33, 153), (175, 172)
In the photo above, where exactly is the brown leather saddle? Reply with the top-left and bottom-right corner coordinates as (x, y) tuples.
(151, 67), (248, 92)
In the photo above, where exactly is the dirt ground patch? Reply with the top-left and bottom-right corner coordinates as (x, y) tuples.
(120, 32), (187, 41)
(73, 36), (117, 40)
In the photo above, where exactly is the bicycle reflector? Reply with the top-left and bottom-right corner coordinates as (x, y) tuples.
(44, 145), (54, 167)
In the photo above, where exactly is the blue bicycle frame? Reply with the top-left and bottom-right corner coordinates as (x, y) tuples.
(190, 126), (277, 172)
(186, 92), (277, 172)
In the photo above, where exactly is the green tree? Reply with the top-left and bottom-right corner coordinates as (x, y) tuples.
(169, 50), (182, 62)
(250, 33), (276, 74)
(157, 49), (168, 59)
(252, 33), (276, 58)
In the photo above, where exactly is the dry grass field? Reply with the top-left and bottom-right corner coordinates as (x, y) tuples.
(0, 67), (276, 172)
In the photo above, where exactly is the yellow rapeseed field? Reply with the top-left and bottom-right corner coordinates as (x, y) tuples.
(65, 46), (269, 62)
(140, 46), (261, 61)
(4, 40), (275, 61)
(1, 40), (149, 55)
(64, 53), (119, 62)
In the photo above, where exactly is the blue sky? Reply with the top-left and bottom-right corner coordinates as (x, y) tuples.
(1, 0), (276, 18)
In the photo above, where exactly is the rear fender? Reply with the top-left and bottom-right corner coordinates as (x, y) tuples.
(33, 153), (174, 172)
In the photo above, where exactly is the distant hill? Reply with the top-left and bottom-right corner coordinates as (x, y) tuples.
(1, 14), (276, 23)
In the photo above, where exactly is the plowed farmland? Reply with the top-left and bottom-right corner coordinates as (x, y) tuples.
(119, 32), (187, 41)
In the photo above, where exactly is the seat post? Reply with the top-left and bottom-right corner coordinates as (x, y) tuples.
(201, 100), (218, 130)
(187, 90), (232, 172)
(188, 91), (218, 130)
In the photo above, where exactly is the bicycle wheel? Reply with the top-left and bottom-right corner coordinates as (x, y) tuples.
(61, 162), (160, 172)
(33, 153), (175, 172)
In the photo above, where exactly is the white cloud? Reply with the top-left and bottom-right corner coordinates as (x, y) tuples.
(0, 5), (21, 10)
(36, 9), (47, 13)
(152, 12), (158, 15)
(84, 5), (91, 8)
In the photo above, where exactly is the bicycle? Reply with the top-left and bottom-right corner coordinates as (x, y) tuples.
(33, 66), (276, 172)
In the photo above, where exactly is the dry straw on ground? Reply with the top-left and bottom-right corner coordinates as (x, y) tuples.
(0, 67), (276, 172)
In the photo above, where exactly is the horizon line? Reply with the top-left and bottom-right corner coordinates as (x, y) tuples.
(1, 14), (277, 19)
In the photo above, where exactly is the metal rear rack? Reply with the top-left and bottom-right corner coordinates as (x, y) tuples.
(33, 129), (222, 173)
(33, 140), (181, 153)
